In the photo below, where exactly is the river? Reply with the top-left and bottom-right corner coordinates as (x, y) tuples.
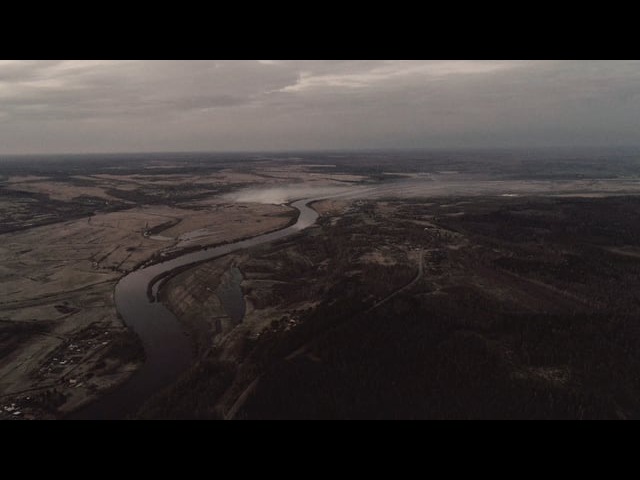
(68, 198), (320, 419)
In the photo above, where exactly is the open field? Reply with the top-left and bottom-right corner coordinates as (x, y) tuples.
(0, 199), (297, 418)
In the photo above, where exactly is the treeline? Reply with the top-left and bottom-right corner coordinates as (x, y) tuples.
(240, 286), (640, 419)
(237, 197), (640, 419)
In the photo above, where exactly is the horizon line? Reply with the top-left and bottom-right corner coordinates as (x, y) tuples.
(2, 144), (640, 158)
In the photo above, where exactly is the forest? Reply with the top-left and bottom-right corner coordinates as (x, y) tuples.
(138, 195), (640, 419)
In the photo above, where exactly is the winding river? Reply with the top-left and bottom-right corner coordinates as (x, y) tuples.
(69, 198), (320, 419)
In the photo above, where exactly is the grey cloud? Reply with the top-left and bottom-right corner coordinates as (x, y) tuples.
(0, 60), (64, 82)
(0, 60), (639, 153)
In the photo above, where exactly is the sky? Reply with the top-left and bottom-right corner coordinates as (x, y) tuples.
(0, 60), (638, 154)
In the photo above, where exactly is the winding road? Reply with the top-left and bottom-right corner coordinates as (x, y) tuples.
(365, 249), (424, 313)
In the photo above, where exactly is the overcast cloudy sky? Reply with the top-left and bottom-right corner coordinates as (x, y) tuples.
(0, 60), (638, 154)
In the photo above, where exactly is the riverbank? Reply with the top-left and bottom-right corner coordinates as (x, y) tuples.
(67, 199), (321, 419)
(0, 199), (300, 419)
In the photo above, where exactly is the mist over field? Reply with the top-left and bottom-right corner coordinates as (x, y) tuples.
(225, 184), (357, 204)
